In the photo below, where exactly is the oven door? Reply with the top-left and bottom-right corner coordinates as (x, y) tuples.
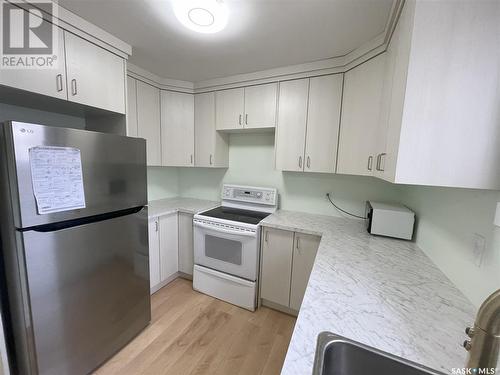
(193, 220), (259, 281)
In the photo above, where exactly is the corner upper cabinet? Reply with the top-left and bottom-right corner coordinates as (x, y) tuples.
(0, 30), (68, 100)
(215, 83), (278, 130)
(161, 91), (195, 167)
(136, 81), (161, 166)
(337, 53), (387, 176)
(215, 88), (245, 130)
(275, 75), (342, 173)
(370, 0), (500, 189)
(64, 31), (126, 114)
(194, 92), (229, 168)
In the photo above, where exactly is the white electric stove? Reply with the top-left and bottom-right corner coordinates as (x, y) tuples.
(193, 184), (278, 311)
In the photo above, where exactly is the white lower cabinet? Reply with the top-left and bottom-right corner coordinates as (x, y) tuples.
(261, 228), (294, 307)
(178, 213), (194, 275)
(148, 212), (195, 293)
(260, 227), (320, 312)
(148, 217), (161, 292)
(289, 233), (321, 310)
(159, 213), (179, 283)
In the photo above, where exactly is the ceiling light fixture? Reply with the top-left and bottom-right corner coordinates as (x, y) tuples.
(173, 0), (228, 34)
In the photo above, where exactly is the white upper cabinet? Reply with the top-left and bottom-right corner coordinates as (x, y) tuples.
(373, 0), (500, 189)
(136, 81), (161, 166)
(275, 75), (342, 173)
(215, 83), (278, 130)
(215, 88), (245, 130)
(126, 76), (138, 137)
(161, 91), (195, 167)
(337, 53), (387, 176)
(194, 92), (229, 168)
(304, 75), (342, 173)
(275, 78), (309, 172)
(0, 30), (68, 100)
(64, 31), (126, 114)
(243, 83), (278, 129)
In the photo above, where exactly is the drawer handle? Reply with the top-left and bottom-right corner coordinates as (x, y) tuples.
(71, 79), (77, 96)
(56, 74), (63, 92)
(299, 156), (302, 169)
(307, 156), (311, 169)
(245, 114), (248, 125)
(239, 114), (242, 125)
(379, 153), (386, 171)
(209, 154), (213, 165)
(367, 155), (373, 171)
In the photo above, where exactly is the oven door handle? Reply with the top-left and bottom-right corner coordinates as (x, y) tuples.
(194, 221), (257, 238)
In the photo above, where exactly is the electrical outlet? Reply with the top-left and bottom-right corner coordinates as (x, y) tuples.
(472, 233), (486, 267)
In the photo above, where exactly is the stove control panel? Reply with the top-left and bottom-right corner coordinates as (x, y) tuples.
(222, 184), (277, 206)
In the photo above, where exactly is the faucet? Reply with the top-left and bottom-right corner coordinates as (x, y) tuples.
(464, 288), (500, 368)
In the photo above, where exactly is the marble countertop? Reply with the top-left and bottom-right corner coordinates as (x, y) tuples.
(147, 197), (219, 218)
(260, 210), (476, 375)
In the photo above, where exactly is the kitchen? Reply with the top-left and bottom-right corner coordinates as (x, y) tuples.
(0, 0), (499, 374)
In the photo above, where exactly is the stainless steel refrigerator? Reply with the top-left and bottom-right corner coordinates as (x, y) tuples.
(0, 121), (150, 375)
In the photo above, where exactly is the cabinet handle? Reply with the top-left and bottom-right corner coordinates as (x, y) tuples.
(155, 220), (158, 232)
(190, 154), (193, 164)
(307, 156), (311, 169)
(376, 154), (381, 171)
(367, 156), (373, 171)
(299, 156), (302, 169)
(379, 153), (386, 172)
(245, 114), (248, 125)
(209, 154), (213, 165)
(71, 79), (77, 96)
(56, 74), (63, 92)
(265, 230), (269, 242)
(296, 236), (300, 250)
(239, 114), (242, 125)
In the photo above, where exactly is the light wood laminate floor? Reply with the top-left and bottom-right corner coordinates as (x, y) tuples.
(93, 278), (296, 375)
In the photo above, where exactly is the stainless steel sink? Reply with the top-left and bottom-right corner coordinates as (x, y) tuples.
(313, 332), (446, 375)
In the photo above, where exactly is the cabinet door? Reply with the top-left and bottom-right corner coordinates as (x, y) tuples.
(0, 29), (67, 100)
(161, 91), (195, 167)
(260, 228), (294, 307)
(126, 76), (138, 137)
(290, 233), (320, 311)
(136, 81), (161, 166)
(337, 54), (386, 176)
(304, 74), (342, 173)
(244, 83), (277, 129)
(178, 213), (194, 275)
(64, 31), (126, 114)
(194, 92), (229, 168)
(275, 79), (309, 172)
(215, 88), (245, 130)
(159, 214), (179, 282)
(148, 218), (161, 292)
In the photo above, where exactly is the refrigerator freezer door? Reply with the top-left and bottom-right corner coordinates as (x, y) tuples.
(3, 121), (147, 228)
(20, 209), (150, 375)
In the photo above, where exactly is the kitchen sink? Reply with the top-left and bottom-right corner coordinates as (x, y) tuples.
(313, 332), (446, 375)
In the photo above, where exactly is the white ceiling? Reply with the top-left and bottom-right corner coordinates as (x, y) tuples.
(58, 0), (395, 82)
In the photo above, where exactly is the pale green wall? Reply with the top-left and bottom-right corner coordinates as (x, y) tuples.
(178, 133), (403, 217)
(401, 186), (500, 307)
(149, 132), (500, 307)
(147, 166), (179, 201)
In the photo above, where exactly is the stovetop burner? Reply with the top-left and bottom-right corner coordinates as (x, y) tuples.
(198, 206), (271, 225)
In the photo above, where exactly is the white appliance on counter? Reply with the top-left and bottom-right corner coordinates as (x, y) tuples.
(366, 201), (415, 240)
(193, 184), (278, 311)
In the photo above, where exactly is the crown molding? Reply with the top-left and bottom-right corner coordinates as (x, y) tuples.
(126, 0), (404, 93)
